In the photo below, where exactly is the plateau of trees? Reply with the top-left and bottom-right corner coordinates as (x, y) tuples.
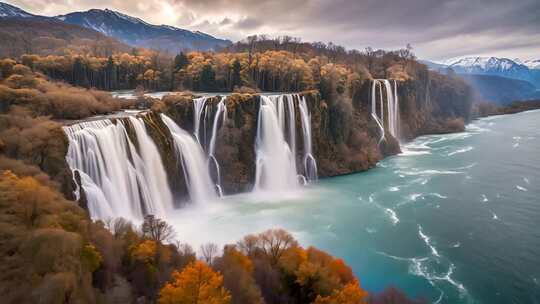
(2, 35), (424, 97)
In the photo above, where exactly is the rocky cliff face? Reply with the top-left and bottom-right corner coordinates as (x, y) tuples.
(58, 72), (472, 203)
(146, 72), (471, 194)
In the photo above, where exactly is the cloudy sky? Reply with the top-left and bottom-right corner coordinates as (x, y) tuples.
(6, 0), (540, 61)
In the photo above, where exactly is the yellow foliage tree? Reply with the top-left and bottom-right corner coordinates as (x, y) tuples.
(131, 240), (157, 264)
(159, 261), (231, 304)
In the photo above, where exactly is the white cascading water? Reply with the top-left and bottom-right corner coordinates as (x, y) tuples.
(193, 96), (210, 146)
(254, 95), (299, 192)
(299, 96), (318, 182)
(208, 96), (227, 196)
(371, 79), (400, 143)
(64, 118), (173, 221)
(160, 114), (217, 203)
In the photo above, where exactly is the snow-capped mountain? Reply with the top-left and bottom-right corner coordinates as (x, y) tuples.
(56, 9), (231, 53)
(423, 56), (540, 88)
(523, 59), (540, 70)
(0, 2), (37, 18)
(448, 57), (532, 82)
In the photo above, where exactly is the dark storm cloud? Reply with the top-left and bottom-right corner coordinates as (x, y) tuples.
(6, 0), (540, 60)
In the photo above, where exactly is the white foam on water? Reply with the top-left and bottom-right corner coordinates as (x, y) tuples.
(453, 163), (477, 170)
(513, 142), (520, 148)
(491, 211), (499, 220)
(447, 146), (474, 156)
(430, 193), (448, 199)
(396, 169), (463, 177)
(467, 123), (492, 133)
(385, 208), (400, 225)
(388, 186), (400, 192)
(451, 242), (461, 248)
(365, 227), (377, 234)
(482, 194), (489, 202)
(418, 225), (440, 258)
(432, 264), (468, 295)
(376, 251), (467, 302)
(410, 193), (423, 201)
(401, 145), (431, 156)
(523, 177), (530, 185)
(516, 185), (528, 192)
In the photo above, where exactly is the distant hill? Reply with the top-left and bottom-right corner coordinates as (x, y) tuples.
(0, 2), (232, 54)
(0, 2), (130, 57)
(0, 1), (38, 18)
(56, 9), (232, 53)
(0, 18), (130, 57)
(459, 74), (540, 105)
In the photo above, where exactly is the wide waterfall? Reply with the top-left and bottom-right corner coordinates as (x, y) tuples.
(254, 95), (298, 191)
(299, 96), (318, 182)
(64, 93), (318, 219)
(64, 118), (173, 221)
(160, 114), (217, 203)
(371, 79), (400, 143)
(254, 94), (318, 191)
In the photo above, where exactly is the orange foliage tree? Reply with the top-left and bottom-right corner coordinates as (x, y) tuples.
(314, 281), (368, 304)
(158, 261), (231, 304)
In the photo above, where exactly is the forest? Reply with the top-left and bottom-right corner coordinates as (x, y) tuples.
(0, 35), (457, 304)
(11, 35), (420, 97)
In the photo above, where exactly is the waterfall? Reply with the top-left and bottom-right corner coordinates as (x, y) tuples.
(254, 95), (299, 192)
(160, 114), (217, 203)
(193, 96), (210, 146)
(371, 79), (400, 143)
(208, 96), (227, 196)
(299, 96), (318, 182)
(64, 118), (173, 221)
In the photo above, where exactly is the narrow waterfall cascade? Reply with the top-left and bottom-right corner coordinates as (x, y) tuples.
(371, 79), (400, 143)
(127, 117), (175, 212)
(299, 96), (318, 182)
(254, 94), (303, 192)
(193, 96), (210, 145)
(64, 118), (173, 221)
(160, 114), (217, 203)
(208, 96), (227, 196)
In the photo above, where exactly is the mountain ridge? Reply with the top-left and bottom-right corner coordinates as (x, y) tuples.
(0, 2), (231, 53)
(422, 56), (540, 88)
(55, 8), (232, 52)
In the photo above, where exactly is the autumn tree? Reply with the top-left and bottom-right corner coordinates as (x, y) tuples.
(259, 228), (298, 265)
(214, 245), (264, 304)
(314, 281), (368, 304)
(141, 215), (175, 243)
(200, 242), (218, 265)
(174, 52), (190, 71)
(158, 261), (231, 304)
(199, 64), (216, 91)
(231, 59), (242, 89)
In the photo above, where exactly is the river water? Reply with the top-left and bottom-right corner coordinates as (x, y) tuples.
(166, 110), (540, 304)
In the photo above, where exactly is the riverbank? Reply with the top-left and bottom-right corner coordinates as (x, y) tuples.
(473, 99), (540, 118)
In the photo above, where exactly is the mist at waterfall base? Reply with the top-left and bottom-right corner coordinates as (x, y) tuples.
(168, 110), (540, 304)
